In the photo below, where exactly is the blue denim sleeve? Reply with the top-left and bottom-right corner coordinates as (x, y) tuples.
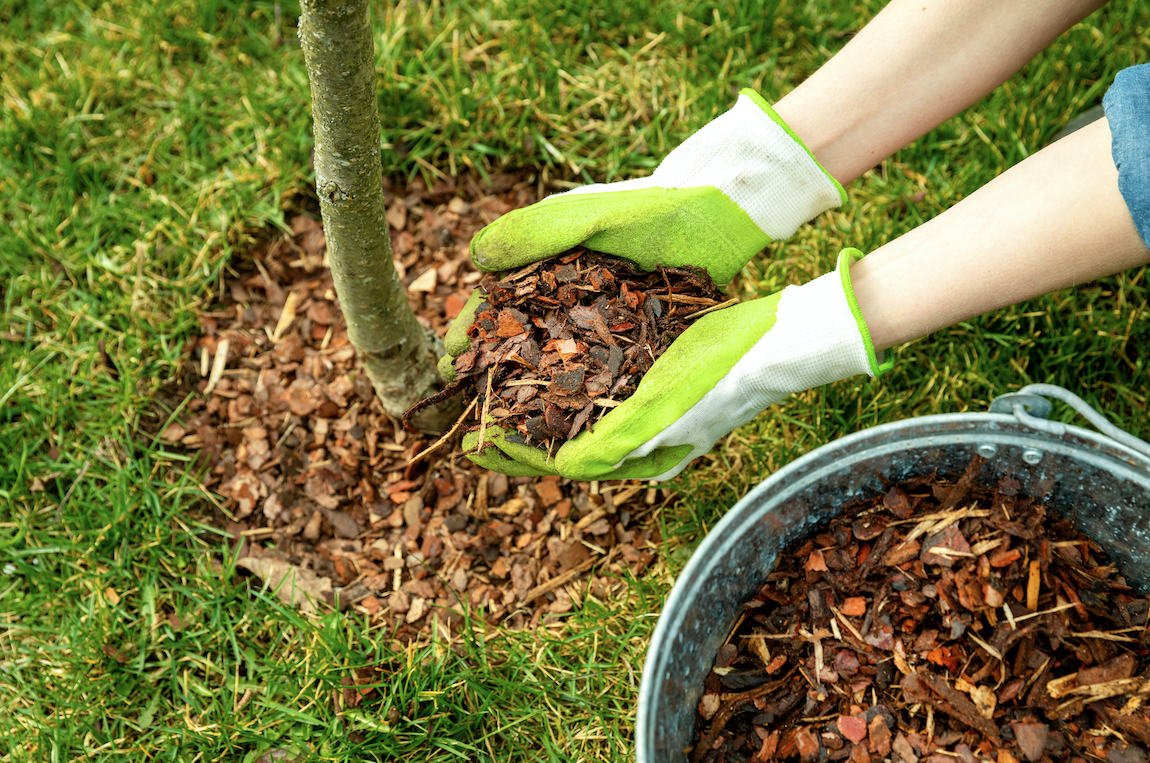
(1103, 64), (1150, 250)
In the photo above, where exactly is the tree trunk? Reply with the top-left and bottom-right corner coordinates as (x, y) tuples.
(298, 0), (455, 431)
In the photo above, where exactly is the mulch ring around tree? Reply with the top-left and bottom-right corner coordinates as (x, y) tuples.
(691, 455), (1150, 763)
(165, 173), (672, 648)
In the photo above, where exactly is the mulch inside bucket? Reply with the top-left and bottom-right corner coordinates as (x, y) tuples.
(690, 454), (1150, 763)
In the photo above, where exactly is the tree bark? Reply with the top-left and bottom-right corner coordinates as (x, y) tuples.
(298, 0), (455, 431)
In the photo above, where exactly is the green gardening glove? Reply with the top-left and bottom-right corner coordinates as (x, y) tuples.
(460, 250), (892, 482)
(471, 88), (845, 286)
(439, 89), (845, 382)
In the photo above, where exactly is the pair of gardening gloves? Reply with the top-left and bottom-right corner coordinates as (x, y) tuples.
(441, 89), (891, 482)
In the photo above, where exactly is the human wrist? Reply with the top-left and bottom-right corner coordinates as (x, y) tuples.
(772, 88), (866, 187)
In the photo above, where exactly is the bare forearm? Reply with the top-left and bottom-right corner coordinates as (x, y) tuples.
(775, 0), (1107, 185)
(850, 118), (1149, 351)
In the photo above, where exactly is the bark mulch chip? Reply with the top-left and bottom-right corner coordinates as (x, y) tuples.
(691, 455), (1150, 763)
(404, 248), (729, 455)
(170, 175), (669, 649)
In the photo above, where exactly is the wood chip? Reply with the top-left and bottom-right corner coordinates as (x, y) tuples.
(204, 338), (229, 394)
(272, 292), (299, 343)
(408, 267), (437, 293)
(1026, 559), (1041, 611)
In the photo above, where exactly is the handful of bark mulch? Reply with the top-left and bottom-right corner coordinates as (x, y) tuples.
(406, 248), (728, 452)
(692, 455), (1150, 763)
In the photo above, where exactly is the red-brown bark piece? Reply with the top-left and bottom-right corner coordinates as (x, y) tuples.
(838, 714), (869, 744)
(920, 525), (971, 568)
(496, 309), (527, 337)
(854, 516), (888, 540)
(869, 715), (892, 756)
(1011, 722), (1049, 762)
(884, 539), (921, 567)
(835, 649), (860, 676)
(901, 670), (1002, 744)
(884, 486), (914, 518)
(549, 365), (585, 395)
(796, 727), (821, 762)
(892, 733), (919, 763)
(1078, 653), (1135, 686)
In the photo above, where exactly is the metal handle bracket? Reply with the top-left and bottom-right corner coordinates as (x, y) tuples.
(989, 384), (1150, 459)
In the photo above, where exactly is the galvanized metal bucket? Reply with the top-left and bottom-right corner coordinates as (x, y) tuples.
(636, 384), (1150, 763)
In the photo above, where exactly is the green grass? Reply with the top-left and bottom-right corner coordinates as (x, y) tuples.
(2, 0), (1149, 760)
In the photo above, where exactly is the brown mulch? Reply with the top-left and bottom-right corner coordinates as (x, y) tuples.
(413, 249), (727, 451)
(690, 456), (1150, 763)
(167, 174), (669, 644)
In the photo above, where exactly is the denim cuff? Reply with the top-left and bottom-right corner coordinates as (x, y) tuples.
(1103, 63), (1150, 250)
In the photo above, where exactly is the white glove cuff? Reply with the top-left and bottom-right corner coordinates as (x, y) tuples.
(652, 92), (844, 239)
(621, 256), (873, 480)
(736, 266), (876, 401)
(556, 93), (844, 240)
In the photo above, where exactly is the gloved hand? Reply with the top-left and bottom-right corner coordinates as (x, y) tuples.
(438, 88), (845, 382)
(457, 249), (892, 481)
(469, 89), (844, 286)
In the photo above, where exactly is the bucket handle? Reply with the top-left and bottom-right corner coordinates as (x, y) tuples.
(989, 383), (1150, 459)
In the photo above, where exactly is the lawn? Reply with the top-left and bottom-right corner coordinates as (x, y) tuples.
(2, 0), (1148, 761)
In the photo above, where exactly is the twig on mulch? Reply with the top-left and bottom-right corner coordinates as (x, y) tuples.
(406, 397), (478, 467)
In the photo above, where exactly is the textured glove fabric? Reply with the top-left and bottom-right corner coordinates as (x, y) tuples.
(461, 249), (890, 482)
(618, 249), (886, 480)
(470, 89), (845, 285)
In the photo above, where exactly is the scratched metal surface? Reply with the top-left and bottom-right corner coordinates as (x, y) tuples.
(636, 413), (1150, 763)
